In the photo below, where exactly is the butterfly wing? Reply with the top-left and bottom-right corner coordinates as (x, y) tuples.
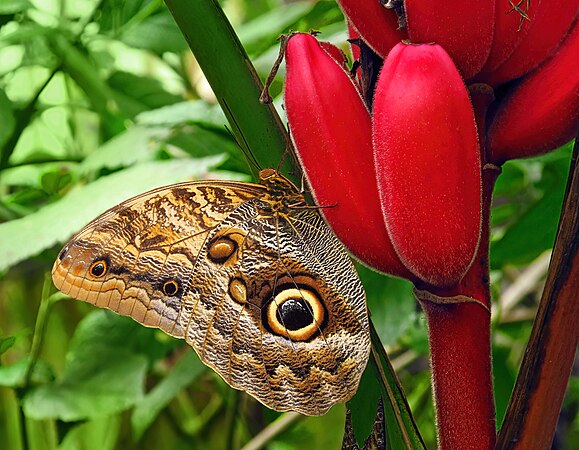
(52, 180), (370, 415)
(52, 180), (263, 338)
(182, 200), (369, 415)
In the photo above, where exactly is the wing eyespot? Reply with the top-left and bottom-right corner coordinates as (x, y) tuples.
(89, 260), (107, 278)
(207, 229), (247, 265)
(228, 278), (247, 304)
(207, 237), (237, 263)
(162, 279), (180, 297)
(264, 286), (326, 342)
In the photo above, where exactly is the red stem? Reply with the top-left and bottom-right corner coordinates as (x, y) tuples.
(420, 86), (498, 450)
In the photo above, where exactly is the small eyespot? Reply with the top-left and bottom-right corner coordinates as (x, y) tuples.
(89, 260), (107, 278)
(163, 280), (179, 296)
(208, 237), (237, 263)
(207, 230), (246, 265)
(228, 278), (247, 304)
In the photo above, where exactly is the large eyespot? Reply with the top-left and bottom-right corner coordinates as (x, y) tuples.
(89, 259), (107, 278)
(265, 287), (326, 341)
(162, 279), (180, 297)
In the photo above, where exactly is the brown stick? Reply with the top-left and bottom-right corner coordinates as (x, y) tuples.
(496, 139), (579, 449)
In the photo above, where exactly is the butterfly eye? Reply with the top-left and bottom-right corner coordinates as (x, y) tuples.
(265, 287), (326, 341)
(89, 260), (107, 278)
(163, 280), (180, 296)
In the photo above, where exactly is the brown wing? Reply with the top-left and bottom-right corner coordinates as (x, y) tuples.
(178, 199), (369, 415)
(52, 176), (370, 416)
(52, 180), (264, 338)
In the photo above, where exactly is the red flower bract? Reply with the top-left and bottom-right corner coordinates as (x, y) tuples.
(488, 22), (579, 163)
(484, 0), (578, 86)
(404, 0), (494, 80)
(284, 33), (411, 279)
(337, 0), (406, 59)
(373, 43), (482, 287)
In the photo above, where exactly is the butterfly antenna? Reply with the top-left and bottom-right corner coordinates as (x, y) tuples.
(222, 99), (262, 173)
(276, 141), (292, 173)
(260, 34), (290, 105)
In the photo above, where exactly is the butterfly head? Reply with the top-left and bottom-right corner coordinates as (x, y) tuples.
(258, 169), (305, 210)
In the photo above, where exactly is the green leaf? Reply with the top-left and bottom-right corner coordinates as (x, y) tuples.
(272, 405), (343, 450)
(348, 323), (426, 449)
(59, 415), (121, 450)
(491, 144), (572, 268)
(361, 267), (416, 346)
(236, 2), (313, 56)
(492, 162), (526, 198)
(135, 100), (227, 128)
(132, 350), (205, 440)
(347, 359), (383, 447)
(23, 355), (147, 421)
(120, 12), (188, 54)
(79, 126), (171, 174)
(40, 169), (74, 195)
(374, 323), (426, 449)
(164, 0), (295, 181)
(96, 0), (148, 32)
(0, 155), (225, 272)
(0, 89), (15, 150)
(49, 33), (115, 119)
(0, 0), (31, 14)
(0, 336), (16, 356)
(107, 71), (182, 110)
(22, 311), (154, 421)
(166, 126), (248, 172)
(0, 357), (53, 387)
(491, 188), (565, 268)
(492, 344), (517, 429)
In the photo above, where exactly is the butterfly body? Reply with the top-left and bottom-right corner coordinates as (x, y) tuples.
(53, 169), (370, 415)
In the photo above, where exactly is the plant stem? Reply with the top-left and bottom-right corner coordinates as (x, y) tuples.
(417, 86), (498, 450)
(419, 181), (496, 450)
(163, 0), (295, 182)
(0, 68), (59, 171)
(496, 137), (579, 450)
(239, 412), (302, 450)
(18, 277), (61, 450)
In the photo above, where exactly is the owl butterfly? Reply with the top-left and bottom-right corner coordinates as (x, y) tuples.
(52, 168), (370, 415)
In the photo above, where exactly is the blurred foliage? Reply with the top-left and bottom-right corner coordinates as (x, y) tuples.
(0, 1), (576, 449)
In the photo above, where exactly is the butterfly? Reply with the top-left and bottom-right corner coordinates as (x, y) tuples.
(52, 168), (370, 415)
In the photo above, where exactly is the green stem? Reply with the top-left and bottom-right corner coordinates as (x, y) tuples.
(0, 68), (59, 172)
(163, 0), (296, 181)
(123, 0), (164, 35)
(23, 278), (60, 388)
(18, 277), (62, 450)
(240, 412), (302, 450)
(369, 320), (426, 449)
